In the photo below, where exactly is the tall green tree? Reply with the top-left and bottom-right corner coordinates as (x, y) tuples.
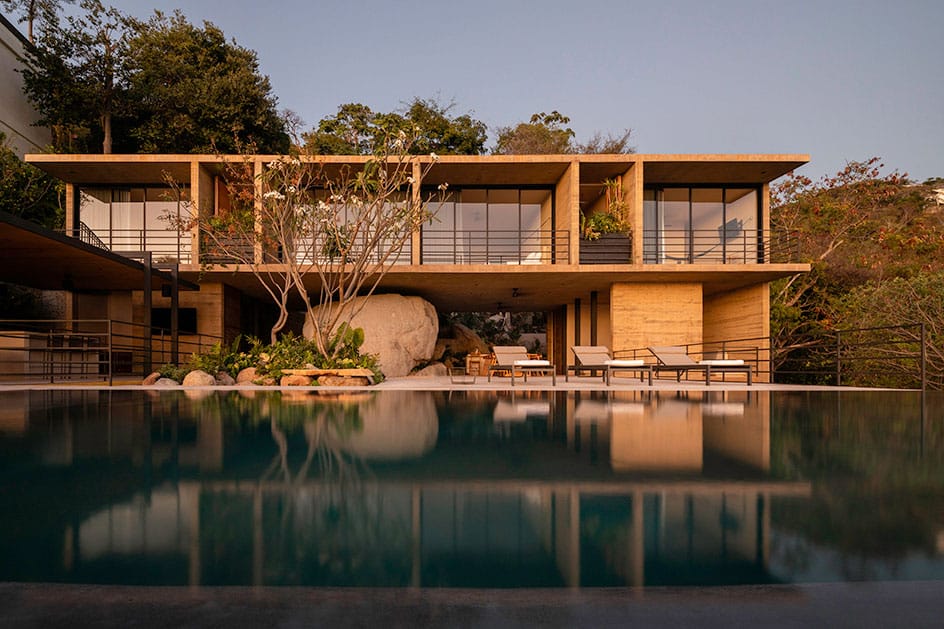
(125, 10), (288, 154)
(20, 0), (131, 153)
(19, 3), (288, 153)
(304, 98), (487, 156)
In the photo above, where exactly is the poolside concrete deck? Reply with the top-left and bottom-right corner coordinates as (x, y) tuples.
(0, 374), (901, 392)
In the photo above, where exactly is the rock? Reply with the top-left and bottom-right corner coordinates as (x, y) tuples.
(142, 371), (162, 386)
(280, 374), (313, 386)
(304, 294), (438, 378)
(411, 362), (448, 378)
(434, 321), (489, 359)
(182, 369), (215, 386)
(317, 375), (371, 387)
(236, 367), (258, 384)
(154, 378), (179, 387)
(215, 372), (236, 386)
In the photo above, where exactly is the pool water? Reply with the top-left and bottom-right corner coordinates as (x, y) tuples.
(0, 389), (941, 588)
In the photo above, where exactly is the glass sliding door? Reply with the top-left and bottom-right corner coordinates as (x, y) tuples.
(421, 187), (554, 265)
(644, 186), (760, 264)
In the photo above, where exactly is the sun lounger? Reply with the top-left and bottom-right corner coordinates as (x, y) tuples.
(565, 345), (653, 385)
(487, 346), (556, 385)
(647, 346), (752, 385)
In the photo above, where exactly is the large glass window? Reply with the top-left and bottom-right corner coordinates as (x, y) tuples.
(422, 188), (553, 265)
(643, 187), (759, 264)
(79, 186), (191, 262)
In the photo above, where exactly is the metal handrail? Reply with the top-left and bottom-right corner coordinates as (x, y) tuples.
(74, 228), (193, 263)
(420, 229), (569, 265)
(0, 318), (223, 383)
(616, 323), (930, 390)
(642, 228), (799, 264)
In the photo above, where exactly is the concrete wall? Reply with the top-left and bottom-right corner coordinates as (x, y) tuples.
(610, 283), (703, 353)
(0, 14), (49, 156)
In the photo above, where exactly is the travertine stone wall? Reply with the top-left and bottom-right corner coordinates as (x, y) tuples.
(610, 282), (703, 353)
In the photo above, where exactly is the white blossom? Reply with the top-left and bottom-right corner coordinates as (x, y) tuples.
(263, 191), (285, 201)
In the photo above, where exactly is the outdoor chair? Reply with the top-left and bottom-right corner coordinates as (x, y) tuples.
(648, 346), (752, 386)
(565, 345), (653, 385)
(487, 346), (556, 386)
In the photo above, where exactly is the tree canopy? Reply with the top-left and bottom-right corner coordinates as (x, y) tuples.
(0, 132), (62, 228)
(19, 2), (288, 153)
(304, 98), (487, 156)
(770, 158), (944, 386)
(493, 111), (634, 155)
(1, 0), (73, 42)
(125, 11), (288, 154)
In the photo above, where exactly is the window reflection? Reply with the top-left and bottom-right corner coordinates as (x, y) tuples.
(422, 187), (553, 264)
(643, 187), (759, 264)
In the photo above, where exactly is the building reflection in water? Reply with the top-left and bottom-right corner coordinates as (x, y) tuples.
(0, 389), (808, 587)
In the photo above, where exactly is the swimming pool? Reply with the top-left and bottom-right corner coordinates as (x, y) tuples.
(0, 389), (941, 588)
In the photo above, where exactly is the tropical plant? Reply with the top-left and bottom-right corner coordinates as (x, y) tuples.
(580, 177), (631, 240)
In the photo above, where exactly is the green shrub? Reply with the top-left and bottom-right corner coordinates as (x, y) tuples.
(179, 328), (382, 383)
(158, 363), (189, 383)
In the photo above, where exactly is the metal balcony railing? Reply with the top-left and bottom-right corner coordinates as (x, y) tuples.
(72, 228), (193, 264)
(642, 229), (799, 264)
(421, 229), (569, 265)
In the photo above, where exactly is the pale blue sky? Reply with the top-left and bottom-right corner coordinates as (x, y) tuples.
(65, 0), (944, 180)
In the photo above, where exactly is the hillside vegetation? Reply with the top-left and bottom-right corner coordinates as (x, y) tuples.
(771, 158), (944, 388)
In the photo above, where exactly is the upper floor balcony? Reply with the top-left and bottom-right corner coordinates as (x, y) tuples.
(33, 154), (810, 271)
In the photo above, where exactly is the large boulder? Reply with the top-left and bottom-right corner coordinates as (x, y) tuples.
(303, 295), (438, 378)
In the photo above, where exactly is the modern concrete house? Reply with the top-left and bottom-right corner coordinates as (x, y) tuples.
(24, 152), (810, 380)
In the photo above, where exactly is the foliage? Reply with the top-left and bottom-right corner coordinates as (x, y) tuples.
(580, 211), (628, 240)
(157, 362), (189, 382)
(165, 329), (380, 383)
(444, 311), (545, 351)
(1, 0), (73, 43)
(124, 10), (288, 154)
(769, 158), (944, 386)
(0, 133), (63, 228)
(19, 2), (288, 154)
(20, 0), (131, 154)
(833, 273), (944, 389)
(493, 111), (574, 155)
(493, 111), (634, 155)
(186, 335), (256, 377)
(303, 98), (487, 156)
(579, 178), (631, 240)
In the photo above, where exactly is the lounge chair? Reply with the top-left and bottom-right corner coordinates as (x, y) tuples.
(487, 346), (556, 386)
(565, 345), (653, 385)
(648, 346), (752, 385)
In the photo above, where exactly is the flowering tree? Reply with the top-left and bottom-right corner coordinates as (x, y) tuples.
(179, 131), (445, 356)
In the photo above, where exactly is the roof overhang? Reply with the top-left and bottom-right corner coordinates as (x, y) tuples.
(25, 153), (809, 188)
(0, 211), (199, 292)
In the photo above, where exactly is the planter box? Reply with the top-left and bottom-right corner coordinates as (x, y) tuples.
(579, 233), (631, 264)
